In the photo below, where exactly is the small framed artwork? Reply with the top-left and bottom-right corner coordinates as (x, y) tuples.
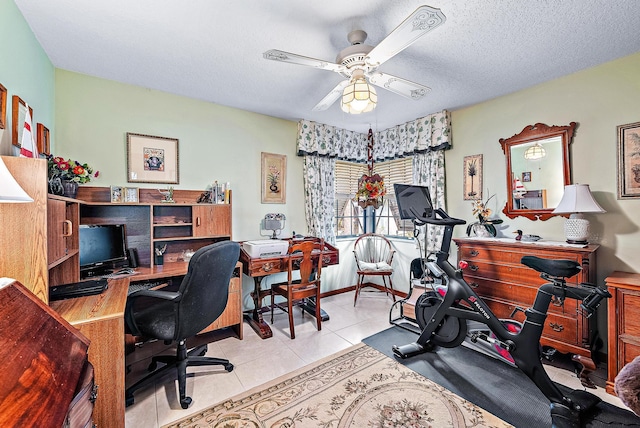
(0, 83), (6, 129)
(261, 152), (286, 204)
(111, 186), (124, 203)
(37, 123), (50, 154)
(127, 132), (179, 184)
(617, 121), (640, 199)
(124, 187), (139, 203)
(12, 95), (33, 147)
(463, 154), (483, 200)
(522, 171), (532, 182)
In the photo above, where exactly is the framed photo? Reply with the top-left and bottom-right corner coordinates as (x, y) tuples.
(12, 95), (33, 147)
(522, 171), (532, 182)
(37, 123), (50, 154)
(463, 154), (483, 200)
(617, 121), (640, 199)
(127, 132), (179, 184)
(0, 83), (6, 129)
(261, 152), (286, 204)
(124, 187), (139, 203)
(111, 186), (124, 203)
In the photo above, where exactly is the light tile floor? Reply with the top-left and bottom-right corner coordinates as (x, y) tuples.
(124, 290), (628, 427)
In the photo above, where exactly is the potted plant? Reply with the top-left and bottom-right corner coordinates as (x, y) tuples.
(354, 173), (386, 209)
(47, 154), (99, 198)
(466, 194), (504, 237)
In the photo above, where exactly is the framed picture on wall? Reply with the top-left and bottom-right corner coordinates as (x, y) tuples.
(261, 152), (286, 204)
(617, 121), (640, 199)
(522, 171), (532, 182)
(127, 133), (179, 184)
(111, 186), (124, 203)
(37, 123), (50, 154)
(463, 154), (483, 200)
(0, 83), (6, 129)
(12, 95), (33, 147)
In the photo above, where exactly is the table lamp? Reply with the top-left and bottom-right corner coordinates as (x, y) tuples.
(0, 156), (33, 203)
(552, 184), (604, 244)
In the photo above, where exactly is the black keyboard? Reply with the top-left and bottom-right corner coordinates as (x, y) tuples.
(50, 279), (109, 301)
(128, 280), (167, 296)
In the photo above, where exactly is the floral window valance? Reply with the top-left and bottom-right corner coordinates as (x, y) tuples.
(296, 110), (451, 162)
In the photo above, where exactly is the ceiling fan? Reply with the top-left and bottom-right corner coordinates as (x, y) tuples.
(263, 5), (446, 114)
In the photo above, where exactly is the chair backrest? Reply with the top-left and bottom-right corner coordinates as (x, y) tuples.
(285, 238), (324, 287)
(174, 240), (240, 339)
(353, 233), (394, 265)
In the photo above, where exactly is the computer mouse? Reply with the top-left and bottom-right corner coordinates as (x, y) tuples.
(118, 268), (135, 275)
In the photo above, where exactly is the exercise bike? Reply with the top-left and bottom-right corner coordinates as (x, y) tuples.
(392, 184), (611, 428)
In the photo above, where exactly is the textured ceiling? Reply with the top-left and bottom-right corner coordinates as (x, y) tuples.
(14, 0), (640, 133)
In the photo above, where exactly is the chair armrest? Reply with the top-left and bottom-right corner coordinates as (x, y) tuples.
(128, 289), (182, 301)
(387, 249), (396, 265)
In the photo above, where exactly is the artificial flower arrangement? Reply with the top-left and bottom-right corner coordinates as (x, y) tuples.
(47, 154), (99, 183)
(354, 173), (386, 208)
(466, 193), (504, 237)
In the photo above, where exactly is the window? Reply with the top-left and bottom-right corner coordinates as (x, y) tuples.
(334, 158), (414, 238)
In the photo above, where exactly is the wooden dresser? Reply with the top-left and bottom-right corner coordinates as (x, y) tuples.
(605, 271), (640, 394)
(453, 237), (599, 384)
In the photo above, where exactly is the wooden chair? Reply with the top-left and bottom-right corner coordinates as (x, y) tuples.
(353, 233), (396, 306)
(270, 239), (324, 339)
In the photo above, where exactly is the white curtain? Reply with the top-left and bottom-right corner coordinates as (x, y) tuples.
(303, 156), (336, 245)
(413, 150), (446, 255)
(297, 111), (451, 244)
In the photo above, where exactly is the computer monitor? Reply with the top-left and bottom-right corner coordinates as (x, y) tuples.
(394, 184), (434, 221)
(79, 224), (128, 277)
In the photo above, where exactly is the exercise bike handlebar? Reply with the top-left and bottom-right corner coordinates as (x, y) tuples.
(410, 207), (467, 227)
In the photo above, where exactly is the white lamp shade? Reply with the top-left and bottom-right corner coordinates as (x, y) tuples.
(552, 184), (605, 214)
(0, 157), (33, 203)
(552, 184), (604, 244)
(340, 71), (377, 114)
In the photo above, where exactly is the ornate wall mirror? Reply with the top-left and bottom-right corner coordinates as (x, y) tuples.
(499, 122), (576, 221)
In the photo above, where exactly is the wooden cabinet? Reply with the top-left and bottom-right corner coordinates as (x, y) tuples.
(0, 156), (79, 304)
(605, 271), (640, 394)
(454, 238), (599, 379)
(193, 204), (231, 237)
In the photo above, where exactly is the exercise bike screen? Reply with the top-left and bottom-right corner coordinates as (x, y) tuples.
(394, 184), (434, 220)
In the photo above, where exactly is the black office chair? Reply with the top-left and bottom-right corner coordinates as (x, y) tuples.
(124, 241), (240, 409)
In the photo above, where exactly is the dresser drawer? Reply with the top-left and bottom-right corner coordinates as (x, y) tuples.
(461, 259), (543, 285)
(484, 297), (579, 346)
(467, 276), (578, 315)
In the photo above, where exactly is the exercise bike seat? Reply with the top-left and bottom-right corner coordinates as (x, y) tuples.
(521, 256), (581, 279)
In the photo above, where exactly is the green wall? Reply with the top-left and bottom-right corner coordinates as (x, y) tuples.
(448, 52), (640, 281)
(55, 70), (302, 242)
(0, 0), (55, 155)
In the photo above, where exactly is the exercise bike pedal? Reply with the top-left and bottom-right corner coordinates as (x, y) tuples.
(392, 341), (435, 359)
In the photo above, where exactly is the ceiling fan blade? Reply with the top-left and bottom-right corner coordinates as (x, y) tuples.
(263, 49), (345, 73)
(312, 80), (350, 111)
(366, 5), (446, 67)
(368, 72), (430, 99)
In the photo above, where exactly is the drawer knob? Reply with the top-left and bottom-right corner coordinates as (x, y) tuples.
(469, 250), (479, 257)
(549, 322), (564, 332)
(469, 264), (479, 272)
(262, 262), (274, 272)
(469, 282), (479, 289)
(322, 256), (331, 264)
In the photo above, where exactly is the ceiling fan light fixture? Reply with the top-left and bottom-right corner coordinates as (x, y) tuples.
(524, 143), (546, 160)
(340, 71), (377, 114)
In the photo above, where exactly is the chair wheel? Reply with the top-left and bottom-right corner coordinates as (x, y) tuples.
(224, 363), (234, 372)
(148, 361), (157, 371)
(125, 394), (134, 407)
(180, 396), (192, 409)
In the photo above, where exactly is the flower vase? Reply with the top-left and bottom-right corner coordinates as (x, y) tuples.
(472, 223), (492, 238)
(62, 180), (79, 199)
(357, 198), (381, 209)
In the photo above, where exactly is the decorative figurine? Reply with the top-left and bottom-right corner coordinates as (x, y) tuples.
(514, 230), (542, 242)
(158, 187), (175, 203)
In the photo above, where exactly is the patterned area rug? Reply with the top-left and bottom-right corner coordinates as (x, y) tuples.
(163, 343), (512, 428)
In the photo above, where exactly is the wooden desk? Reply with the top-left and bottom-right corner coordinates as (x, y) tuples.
(239, 238), (339, 339)
(51, 277), (129, 428)
(132, 261), (189, 281)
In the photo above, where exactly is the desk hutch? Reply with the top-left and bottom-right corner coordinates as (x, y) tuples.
(1, 156), (240, 427)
